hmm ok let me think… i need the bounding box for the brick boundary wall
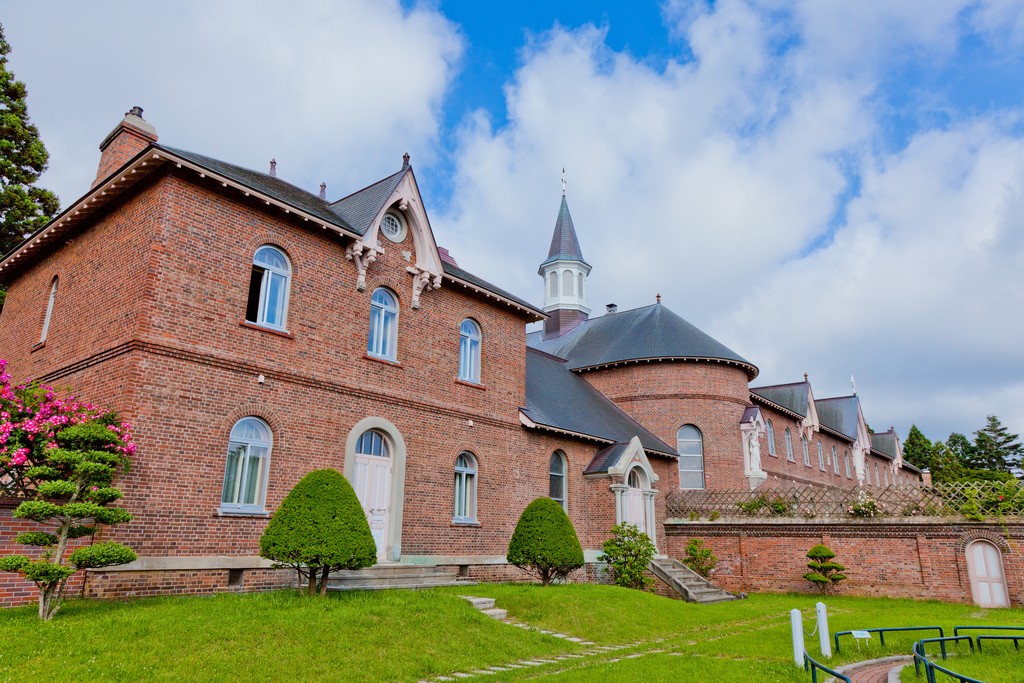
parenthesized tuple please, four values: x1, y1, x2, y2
(665, 518, 1023, 606)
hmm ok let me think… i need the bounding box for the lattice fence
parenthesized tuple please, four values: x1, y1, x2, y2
(665, 480, 1024, 521)
(0, 462, 39, 499)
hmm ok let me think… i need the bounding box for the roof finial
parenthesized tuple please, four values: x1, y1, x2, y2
(402, 152, 410, 170)
(561, 167, 567, 196)
(269, 159, 277, 177)
(656, 293, 661, 304)
(319, 182, 327, 200)
(803, 372, 809, 382)
(850, 374, 857, 395)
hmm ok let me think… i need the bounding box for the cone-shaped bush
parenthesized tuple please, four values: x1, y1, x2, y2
(507, 497, 584, 585)
(260, 469, 376, 595)
(803, 543, 846, 595)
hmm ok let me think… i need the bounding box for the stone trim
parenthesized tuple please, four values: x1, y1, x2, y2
(91, 555, 278, 572)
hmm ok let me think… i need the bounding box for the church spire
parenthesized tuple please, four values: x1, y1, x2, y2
(539, 173, 592, 339)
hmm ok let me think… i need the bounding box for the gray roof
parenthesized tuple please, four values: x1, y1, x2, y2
(816, 396, 861, 442)
(523, 348, 676, 456)
(871, 430, 900, 461)
(442, 261, 544, 317)
(159, 146, 356, 234)
(329, 169, 407, 235)
(750, 382, 810, 417)
(584, 443, 631, 475)
(526, 303, 757, 377)
(539, 196, 589, 268)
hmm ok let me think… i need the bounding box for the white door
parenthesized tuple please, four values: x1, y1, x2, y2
(968, 541, 1010, 608)
(353, 451, 392, 561)
(624, 469, 647, 534)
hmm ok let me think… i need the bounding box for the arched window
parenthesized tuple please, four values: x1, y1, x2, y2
(39, 276, 58, 344)
(548, 272, 558, 297)
(577, 273, 585, 298)
(458, 319, 481, 383)
(784, 428, 794, 462)
(766, 420, 776, 456)
(817, 441, 825, 471)
(368, 288, 398, 360)
(677, 424, 704, 489)
(356, 429, 390, 457)
(549, 451, 567, 510)
(221, 417, 272, 512)
(801, 435, 810, 466)
(844, 449, 852, 478)
(874, 462, 881, 486)
(246, 246, 291, 330)
(562, 270, 574, 296)
(832, 446, 839, 475)
(453, 452, 477, 523)
(883, 465, 889, 486)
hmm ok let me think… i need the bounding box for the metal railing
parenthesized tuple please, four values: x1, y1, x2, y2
(953, 625, 1024, 639)
(803, 652, 850, 683)
(913, 640, 985, 683)
(665, 480, 1024, 521)
(834, 626, 944, 654)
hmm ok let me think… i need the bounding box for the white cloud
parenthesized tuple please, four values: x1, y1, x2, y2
(3, 0, 463, 204)
(439, 1, 1024, 442)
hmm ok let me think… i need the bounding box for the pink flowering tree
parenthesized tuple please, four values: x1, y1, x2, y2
(0, 360, 137, 620)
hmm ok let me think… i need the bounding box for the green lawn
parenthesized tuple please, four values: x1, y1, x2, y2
(1, 586, 1021, 682)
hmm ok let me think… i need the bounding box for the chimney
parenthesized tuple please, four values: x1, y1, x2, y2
(93, 106, 158, 188)
(921, 468, 932, 488)
(606, 303, 617, 314)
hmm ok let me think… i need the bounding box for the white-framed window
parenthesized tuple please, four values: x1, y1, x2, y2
(832, 445, 839, 474)
(453, 451, 477, 523)
(548, 272, 558, 297)
(39, 276, 58, 344)
(802, 435, 810, 466)
(766, 420, 776, 456)
(379, 212, 407, 243)
(883, 465, 889, 486)
(550, 451, 567, 510)
(356, 428, 390, 457)
(875, 462, 881, 486)
(577, 273, 584, 297)
(844, 449, 852, 478)
(864, 461, 872, 485)
(368, 288, 398, 360)
(246, 246, 291, 330)
(785, 428, 794, 462)
(221, 417, 272, 512)
(817, 441, 825, 471)
(678, 424, 704, 489)
(562, 270, 574, 296)
(458, 318, 481, 383)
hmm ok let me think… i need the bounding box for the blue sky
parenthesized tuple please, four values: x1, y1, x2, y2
(3, 0, 1024, 445)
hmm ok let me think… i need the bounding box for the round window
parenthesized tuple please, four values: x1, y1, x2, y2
(380, 213, 406, 243)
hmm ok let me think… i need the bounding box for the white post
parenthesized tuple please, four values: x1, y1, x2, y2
(791, 608, 805, 668)
(816, 602, 831, 658)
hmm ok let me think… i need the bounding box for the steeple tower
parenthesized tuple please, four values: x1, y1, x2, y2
(539, 173, 591, 338)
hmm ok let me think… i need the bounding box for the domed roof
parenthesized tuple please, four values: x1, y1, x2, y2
(526, 303, 758, 378)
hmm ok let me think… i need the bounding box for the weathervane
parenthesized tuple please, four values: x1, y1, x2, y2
(561, 167, 567, 196)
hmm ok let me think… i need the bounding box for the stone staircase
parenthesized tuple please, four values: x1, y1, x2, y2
(461, 595, 508, 620)
(649, 557, 743, 604)
(325, 563, 474, 592)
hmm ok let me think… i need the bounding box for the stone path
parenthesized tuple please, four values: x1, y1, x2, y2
(839, 655, 911, 683)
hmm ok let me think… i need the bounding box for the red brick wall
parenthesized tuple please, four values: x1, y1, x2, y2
(581, 362, 751, 489)
(665, 520, 1024, 606)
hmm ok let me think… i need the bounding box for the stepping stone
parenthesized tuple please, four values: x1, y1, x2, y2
(566, 637, 584, 643)
(451, 673, 472, 679)
(481, 608, 507, 620)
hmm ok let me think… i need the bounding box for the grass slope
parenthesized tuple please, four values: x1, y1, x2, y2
(1, 585, 1020, 682)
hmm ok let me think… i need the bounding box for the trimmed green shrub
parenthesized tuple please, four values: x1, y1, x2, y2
(598, 523, 656, 590)
(682, 538, 717, 579)
(506, 497, 584, 586)
(259, 469, 376, 596)
(803, 544, 847, 595)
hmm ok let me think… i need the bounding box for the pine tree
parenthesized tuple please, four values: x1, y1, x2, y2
(902, 425, 934, 471)
(946, 432, 975, 466)
(970, 415, 1023, 473)
(0, 23, 59, 257)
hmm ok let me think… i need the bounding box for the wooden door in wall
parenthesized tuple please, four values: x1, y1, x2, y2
(353, 432, 393, 562)
(967, 541, 1009, 608)
(624, 469, 647, 535)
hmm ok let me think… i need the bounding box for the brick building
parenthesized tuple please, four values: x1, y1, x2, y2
(0, 109, 1015, 608)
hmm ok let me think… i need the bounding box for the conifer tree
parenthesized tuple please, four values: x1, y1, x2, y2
(902, 425, 934, 471)
(970, 415, 1023, 474)
(0, 23, 60, 257)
